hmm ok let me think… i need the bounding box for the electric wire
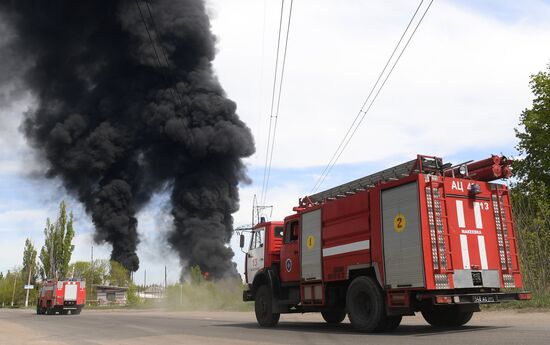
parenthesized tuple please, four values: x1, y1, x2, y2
(255, 0, 268, 166)
(310, 0, 425, 194)
(144, 0, 185, 105)
(310, 0, 434, 194)
(259, 0, 286, 206)
(261, 0, 294, 206)
(135, 0, 181, 106)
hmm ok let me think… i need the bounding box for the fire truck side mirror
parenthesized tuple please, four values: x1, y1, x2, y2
(239, 234, 245, 248)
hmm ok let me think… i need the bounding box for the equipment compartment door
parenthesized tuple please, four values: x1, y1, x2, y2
(301, 209, 322, 281)
(64, 284, 78, 301)
(382, 182, 425, 288)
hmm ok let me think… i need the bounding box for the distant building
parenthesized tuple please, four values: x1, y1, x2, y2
(95, 285, 128, 305)
(138, 285, 164, 300)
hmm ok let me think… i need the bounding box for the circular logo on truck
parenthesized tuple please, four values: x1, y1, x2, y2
(393, 213, 407, 233)
(285, 258, 292, 272)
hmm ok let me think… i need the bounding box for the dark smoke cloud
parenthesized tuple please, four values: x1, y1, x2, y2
(0, 0, 254, 277)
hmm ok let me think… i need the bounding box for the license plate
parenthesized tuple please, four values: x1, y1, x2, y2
(472, 295, 496, 303)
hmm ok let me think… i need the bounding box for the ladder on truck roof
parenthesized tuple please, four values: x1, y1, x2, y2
(304, 155, 445, 205)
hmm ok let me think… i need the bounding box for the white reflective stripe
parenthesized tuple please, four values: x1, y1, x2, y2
(460, 234, 470, 269)
(322, 240, 370, 257)
(474, 202, 483, 229)
(456, 200, 466, 228)
(478, 235, 488, 269)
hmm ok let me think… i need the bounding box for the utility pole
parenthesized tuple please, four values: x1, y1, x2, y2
(89, 245, 94, 304)
(144, 269, 147, 288)
(24, 266, 32, 307)
(11, 272, 17, 307)
(180, 282, 183, 306)
(164, 266, 167, 290)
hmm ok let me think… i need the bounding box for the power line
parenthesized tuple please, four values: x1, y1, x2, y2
(259, 0, 285, 206)
(262, 0, 294, 206)
(310, 0, 434, 194)
(144, 0, 184, 106)
(254, 0, 268, 166)
(260, 0, 294, 206)
(135, 0, 181, 106)
(310, 0, 425, 194)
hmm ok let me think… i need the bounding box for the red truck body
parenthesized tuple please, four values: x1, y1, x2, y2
(37, 279, 86, 315)
(243, 155, 530, 332)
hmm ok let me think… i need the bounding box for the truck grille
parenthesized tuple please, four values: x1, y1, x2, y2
(472, 271, 483, 286)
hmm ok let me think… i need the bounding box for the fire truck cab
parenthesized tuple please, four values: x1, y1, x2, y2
(37, 279, 86, 315)
(242, 155, 531, 332)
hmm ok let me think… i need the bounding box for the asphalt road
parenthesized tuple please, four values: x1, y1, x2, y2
(0, 308, 549, 345)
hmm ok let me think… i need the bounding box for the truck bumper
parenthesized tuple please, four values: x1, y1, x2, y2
(417, 291, 532, 305)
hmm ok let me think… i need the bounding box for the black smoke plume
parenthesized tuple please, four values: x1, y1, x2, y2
(0, 0, 254, 277)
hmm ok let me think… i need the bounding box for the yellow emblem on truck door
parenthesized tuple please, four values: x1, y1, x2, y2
(306, 235, 315, 249)
(393, 213, 406, 233)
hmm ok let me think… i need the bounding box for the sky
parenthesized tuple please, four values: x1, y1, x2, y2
(1, 0, 550, 285)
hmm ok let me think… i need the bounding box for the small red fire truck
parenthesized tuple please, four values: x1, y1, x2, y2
(37, 279, 86, 315)
(242, 155, 530, 332)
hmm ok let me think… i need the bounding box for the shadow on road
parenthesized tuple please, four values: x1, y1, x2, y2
(217, 321, 508, 337)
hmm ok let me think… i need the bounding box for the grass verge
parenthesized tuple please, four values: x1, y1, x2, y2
(483, 293, 550, 311)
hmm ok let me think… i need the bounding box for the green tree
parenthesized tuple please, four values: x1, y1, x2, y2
(0, 269, 25, 307)
(513, 63, 550, 296)
(108, 261, 130, 287)
(69, 260, 108, 286)
(190, 265, 205, 285)
(515, 64, 550, 193)
(126, 283, 140, 306)
(39, 201, 75, 279)
(22, 239, 38, 307)
(22, 239, 38, 285)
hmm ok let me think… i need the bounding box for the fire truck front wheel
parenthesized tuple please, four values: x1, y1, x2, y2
(346, 276, 385, 333)
(421, 308, 473, 327)
(254, 285, 280, 327)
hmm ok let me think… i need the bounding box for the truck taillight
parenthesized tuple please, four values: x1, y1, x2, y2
(518, 293, 532, 300)
(435, 296, 453, 304)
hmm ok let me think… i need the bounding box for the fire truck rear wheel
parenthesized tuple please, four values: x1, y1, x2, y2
(254, 285, 280, 327)
(321, 309, 347, 324)
(346, 276, 385, 333)
(421, 308, 473, 327)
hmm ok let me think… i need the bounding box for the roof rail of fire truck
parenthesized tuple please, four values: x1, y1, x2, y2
(302, 155, 446, 206)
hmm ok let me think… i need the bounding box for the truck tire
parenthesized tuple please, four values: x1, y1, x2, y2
(255, 285, 280, 327)
(72, 309, 81, 315)
(422, 308, 473, 327)
(321, 309, 347, 324)
(346, 276, 385, 332)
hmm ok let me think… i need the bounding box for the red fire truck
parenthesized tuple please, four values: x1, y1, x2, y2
(37, 279, 86, 315)
(242, 155, 531, 332)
